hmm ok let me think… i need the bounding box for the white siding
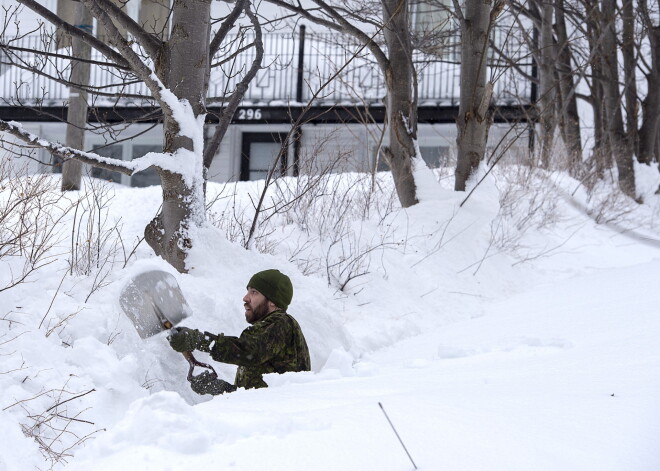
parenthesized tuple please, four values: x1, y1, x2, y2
(2, 121, 530, 183)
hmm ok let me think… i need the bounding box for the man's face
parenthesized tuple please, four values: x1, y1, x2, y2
(243, 288, 272, 324)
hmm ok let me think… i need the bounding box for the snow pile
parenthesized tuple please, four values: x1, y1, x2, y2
(0, 164, 659, 471)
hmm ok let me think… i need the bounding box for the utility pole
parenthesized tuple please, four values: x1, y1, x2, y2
(61, 2, 92, 191)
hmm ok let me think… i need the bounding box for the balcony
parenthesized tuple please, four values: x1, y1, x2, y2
(0, 26, 534, 124)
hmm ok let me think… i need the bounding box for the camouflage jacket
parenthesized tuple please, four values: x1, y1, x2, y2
(210, 310, 311, 389)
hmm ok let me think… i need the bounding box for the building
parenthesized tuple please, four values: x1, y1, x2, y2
(0, 1, 535, 187)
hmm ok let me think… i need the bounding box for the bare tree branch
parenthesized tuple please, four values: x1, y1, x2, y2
(451, 0, 465, 22)
(204, 2, 264, 170)
(92, 0, 163, 58)
(16, 0, 130, 68)
(0, 120, 137, 175)
(0, 53, 149, 100)
(80, 0, 172, 118)
(210, 0, 249, 57)
(266, 0, 390, 71)
(0, 43, 131, 70)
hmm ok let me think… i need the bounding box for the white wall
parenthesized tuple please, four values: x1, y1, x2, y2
(2, 120, 531, 184)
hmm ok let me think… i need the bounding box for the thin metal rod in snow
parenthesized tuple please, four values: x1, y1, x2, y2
(378, 402, 418, 470)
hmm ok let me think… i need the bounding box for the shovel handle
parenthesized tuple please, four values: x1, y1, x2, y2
(181, 351, 218, 382)
(164, 320, 217, 381)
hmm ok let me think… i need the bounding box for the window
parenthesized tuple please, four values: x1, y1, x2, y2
(419, 146, 451, 168)
(240, 133, 287, 181)
(131, 145, 161, 187)
(371, 147, 451, 172)
(372, 148, 390, 173)
(92, 144, 123, 183)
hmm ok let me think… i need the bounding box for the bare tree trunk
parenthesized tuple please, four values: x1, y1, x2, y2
(145, 0, 211, 272)
(263, 0, 422, 206)
(61, 4, 92, 191)
(600, 0, 635, 197)
(454, 0, 494, 191)
(382, 0, 418, 207)
(7, 0, 268, 274)
(621, 0, 639, 157)
(584, 5, 609, 178)
(534, 0, 557, 169)
(638, 0, 660, 167)
(554, 0, 582, 174)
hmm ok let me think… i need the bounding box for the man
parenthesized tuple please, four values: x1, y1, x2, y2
(168, 269, 311, 395)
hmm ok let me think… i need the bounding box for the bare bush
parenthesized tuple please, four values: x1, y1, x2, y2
(495, 165, 562, 233)
(0, 158, 70, 293)
(486, 164, 563, 262)
(324, 225, 397, 293)
(206, 184, 279, 255)
(208, 143, 356, 250)
(67, 177, 139, 302)
(2, 382, 101, 470)
(585, 180, 640, 226)
(271, 170, 400, 293)
(207, 147, 401, 292)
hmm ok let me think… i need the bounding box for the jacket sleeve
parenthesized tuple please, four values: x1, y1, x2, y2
(209, 315, 289, 367)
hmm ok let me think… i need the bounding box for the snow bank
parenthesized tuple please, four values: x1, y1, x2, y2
(1, 166, 659, 471)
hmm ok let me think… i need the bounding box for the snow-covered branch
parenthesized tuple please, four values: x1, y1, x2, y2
(0, 119, 136, 175)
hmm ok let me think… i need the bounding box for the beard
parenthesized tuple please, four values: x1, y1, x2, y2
(245, 297, 271, 324)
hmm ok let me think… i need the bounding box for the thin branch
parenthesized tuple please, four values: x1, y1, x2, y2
(0, 56, 149, 100)
(45, 389, 96, 413)
(80, 0, 172, 118)
(267, 0, 390, 72)
(0, 44, 130, 70)
(209, 0, 249, 57)
(92, 0, 162, 57)
(210, 41, 256, 69)
(452, 0, 465, 22)
(204, 3, 264, 169)
(16, 0, 130, 68)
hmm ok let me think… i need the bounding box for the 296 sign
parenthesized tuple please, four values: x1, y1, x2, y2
(237, 108, 262, 120)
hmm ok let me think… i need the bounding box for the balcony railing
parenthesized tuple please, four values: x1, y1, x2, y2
(0, 27, 533, 108)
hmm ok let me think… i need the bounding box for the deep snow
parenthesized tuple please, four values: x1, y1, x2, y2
(1, 165, 659, 471)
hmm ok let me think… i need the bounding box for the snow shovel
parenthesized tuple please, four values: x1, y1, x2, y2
(119, 270, 217, 381)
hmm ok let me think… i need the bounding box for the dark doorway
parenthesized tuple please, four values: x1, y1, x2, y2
(240, 132, 288, 181)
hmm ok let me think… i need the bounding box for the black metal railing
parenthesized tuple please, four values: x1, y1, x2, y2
(0, 26, 533, 107)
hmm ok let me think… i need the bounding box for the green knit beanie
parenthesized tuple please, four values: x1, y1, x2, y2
(247, 269, 293, 311)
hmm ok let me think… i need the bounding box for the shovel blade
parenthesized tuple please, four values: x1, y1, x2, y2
(119, 270, 192, 339)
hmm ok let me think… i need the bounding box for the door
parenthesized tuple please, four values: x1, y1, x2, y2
(240, 132, 287, 181)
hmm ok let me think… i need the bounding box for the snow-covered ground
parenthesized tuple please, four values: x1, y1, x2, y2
(1, 163, 659, 471)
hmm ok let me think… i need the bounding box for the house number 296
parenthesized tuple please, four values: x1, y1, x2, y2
(238, 109, 262, 120)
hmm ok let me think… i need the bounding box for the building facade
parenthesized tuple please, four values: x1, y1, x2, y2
(1, 1, 535, 187)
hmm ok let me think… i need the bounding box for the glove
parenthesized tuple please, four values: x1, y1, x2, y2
(168, 327, 207, 353)
(190, 371, 237, 395)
